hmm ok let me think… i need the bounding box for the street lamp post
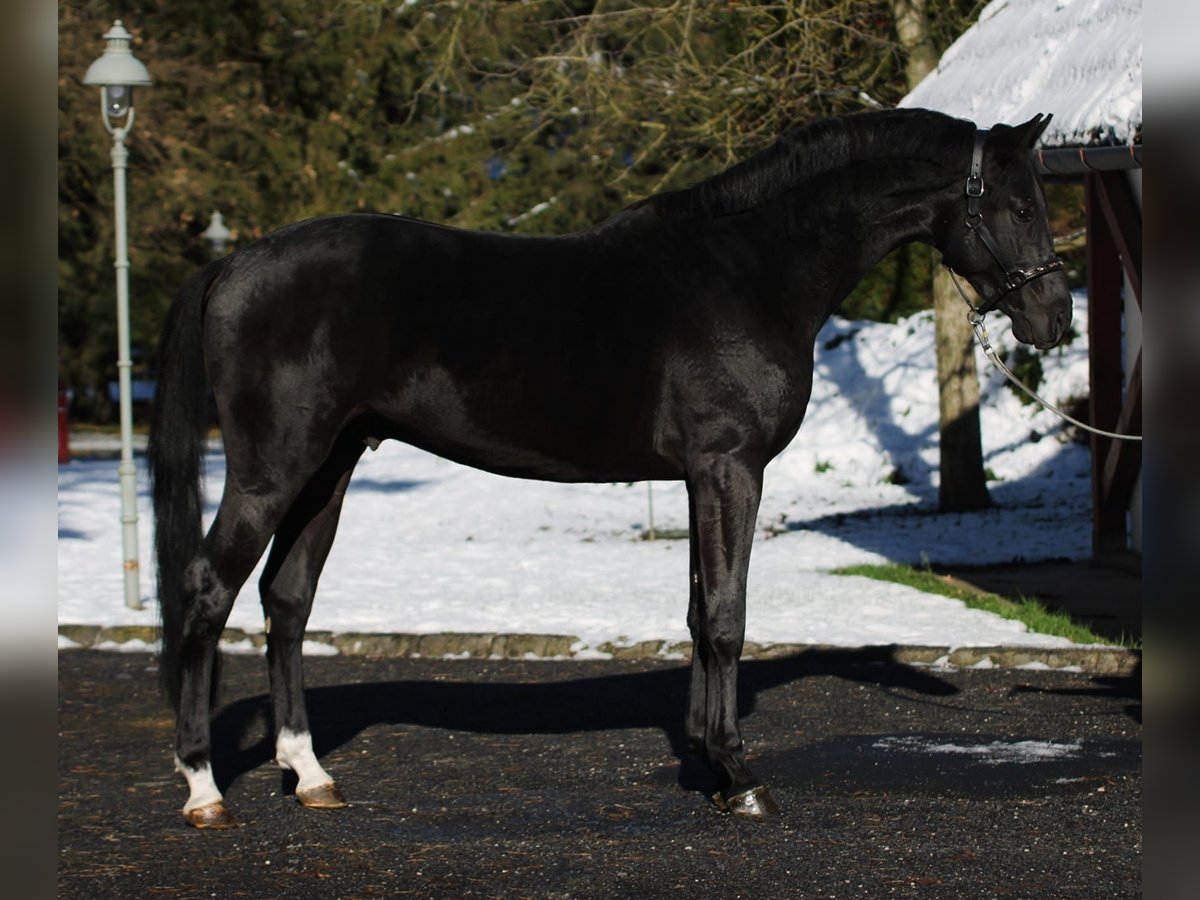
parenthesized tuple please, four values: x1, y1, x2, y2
(84, 20, 153, 611)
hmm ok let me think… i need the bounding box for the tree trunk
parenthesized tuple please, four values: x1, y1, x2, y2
(893, 0, 991, 511)
(891, 0, 939, 90)
(934, 265, 991, 510)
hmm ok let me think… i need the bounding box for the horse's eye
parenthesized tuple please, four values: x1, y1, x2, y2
(1014, 206, 1034, 223)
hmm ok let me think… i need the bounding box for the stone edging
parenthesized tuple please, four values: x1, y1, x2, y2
(58, 624, 1140, 676)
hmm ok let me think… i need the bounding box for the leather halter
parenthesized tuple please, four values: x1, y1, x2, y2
(959, 129, 1063, 317)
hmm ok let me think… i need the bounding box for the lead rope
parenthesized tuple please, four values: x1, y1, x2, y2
(945, 267, 1143, 442)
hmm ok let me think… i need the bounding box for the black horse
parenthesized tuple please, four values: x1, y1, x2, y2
(148, 109, 1070, 827)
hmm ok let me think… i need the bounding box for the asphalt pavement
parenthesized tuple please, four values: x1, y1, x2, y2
(59, 649, 1140, 898)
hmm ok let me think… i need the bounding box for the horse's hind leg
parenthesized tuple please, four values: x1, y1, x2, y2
(258, 434, 364, 810)
(174, 487, 296, 828)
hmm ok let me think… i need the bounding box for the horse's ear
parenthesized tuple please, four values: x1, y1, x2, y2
(1013, 113, 1053, 148)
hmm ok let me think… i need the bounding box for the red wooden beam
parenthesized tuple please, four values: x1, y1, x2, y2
(1086, 172, 1129, 554)
(1100, 351, 1142, 520)
(1093, 171, 1142, 307)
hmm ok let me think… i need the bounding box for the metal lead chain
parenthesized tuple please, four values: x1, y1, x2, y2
(944, 267, 1142, 442)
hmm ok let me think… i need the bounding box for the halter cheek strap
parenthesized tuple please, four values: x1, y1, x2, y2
(965, 129, 987, 218)
(956, 129, 1064, 317)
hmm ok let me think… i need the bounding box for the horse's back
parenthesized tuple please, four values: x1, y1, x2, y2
(205, 212, 640, 341)
(201, 213, 689, 481)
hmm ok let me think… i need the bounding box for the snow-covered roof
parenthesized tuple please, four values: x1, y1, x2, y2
(900, 0, 1141, 148)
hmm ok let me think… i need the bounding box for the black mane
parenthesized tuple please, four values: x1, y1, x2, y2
(645, 108, 970, 219)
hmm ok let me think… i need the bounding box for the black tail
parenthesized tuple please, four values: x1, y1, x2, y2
(147, 261, 223, 711)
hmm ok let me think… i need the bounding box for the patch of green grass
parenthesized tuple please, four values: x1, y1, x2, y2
(832, 563, 1126, 647)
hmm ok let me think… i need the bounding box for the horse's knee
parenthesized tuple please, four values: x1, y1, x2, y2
(702, 624, 743, 663)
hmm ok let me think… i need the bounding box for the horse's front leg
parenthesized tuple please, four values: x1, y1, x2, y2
(685, 488, 707, 755)
(685, 456, 779, 817)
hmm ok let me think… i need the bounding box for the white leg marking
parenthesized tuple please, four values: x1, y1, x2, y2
(174, 755, 224, 813)
(276, 728, 335, 792)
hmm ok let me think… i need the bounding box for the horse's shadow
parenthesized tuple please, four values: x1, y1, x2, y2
(210, 647, 959, 796)
(1009, 658, 1141, 724)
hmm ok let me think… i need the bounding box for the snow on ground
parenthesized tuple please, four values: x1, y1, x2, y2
(872, 736, 1084, 765)
(58, 295, 1095, 652)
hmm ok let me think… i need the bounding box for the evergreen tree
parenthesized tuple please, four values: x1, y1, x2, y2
(60, 1, 981, 420)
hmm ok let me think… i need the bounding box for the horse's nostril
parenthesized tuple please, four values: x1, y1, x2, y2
(1054, 310, 1068, 343)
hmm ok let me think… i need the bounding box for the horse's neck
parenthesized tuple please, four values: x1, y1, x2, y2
(747, 156, 960, 329)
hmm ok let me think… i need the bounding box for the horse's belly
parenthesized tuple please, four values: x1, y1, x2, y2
(384, 424, 678, 483)
(369, 367, 677, 483)
(407, 435, 672, 483)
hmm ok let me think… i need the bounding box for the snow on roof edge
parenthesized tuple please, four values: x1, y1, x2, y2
(900, 0, 1141, 149)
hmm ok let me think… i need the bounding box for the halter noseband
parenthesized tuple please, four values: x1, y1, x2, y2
(957, 129, 1063, 317)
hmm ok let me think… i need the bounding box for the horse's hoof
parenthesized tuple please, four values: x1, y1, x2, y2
(297, 781, 348, 809)
(713, 785, 780, 818)
(184, 801, 238, 829)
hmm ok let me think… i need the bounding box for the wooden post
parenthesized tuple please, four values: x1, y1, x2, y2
(933, 265, 990, 511)
(1084, 172, 1137, 556)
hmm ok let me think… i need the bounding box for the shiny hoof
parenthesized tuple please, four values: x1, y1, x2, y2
(297, 781, 348, 809)
(712, 785, 780, 818)
(184, 801, 238, 829)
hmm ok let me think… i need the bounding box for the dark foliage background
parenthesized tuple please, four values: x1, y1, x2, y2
(60, 1, 1084, 422)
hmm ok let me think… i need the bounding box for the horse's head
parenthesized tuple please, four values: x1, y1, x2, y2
(939, 114, 1072, 350)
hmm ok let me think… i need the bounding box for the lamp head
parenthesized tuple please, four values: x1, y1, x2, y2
(83, 21, 152, 127)
(202, 211, 232, 255)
